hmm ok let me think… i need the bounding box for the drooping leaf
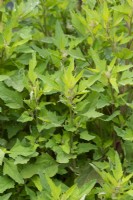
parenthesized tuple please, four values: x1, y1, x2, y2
(0, 82, 23, 109)
(3, 158, 24, 184)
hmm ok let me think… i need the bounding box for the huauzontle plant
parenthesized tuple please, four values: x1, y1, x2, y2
(0, 0, 133, 199)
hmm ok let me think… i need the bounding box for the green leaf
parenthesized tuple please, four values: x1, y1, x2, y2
(115, 48, 133, 59)
(103, 2, 110, 23)
(3, 158, 24, 184)
(103, 111, 120, 121)
(25, 186, 37, 200)
(77, 143, 97, 154)
(5, 70, 25, 92)
(0, 193, 12, 200)
(0, 176, 14, 193)
(17, 111, 33, 123)
(32, 176, 43, 192)
(112, 152, 123, 181)
(80, 131, 95, 141)
(89, 48, 106, 72)
(0, 149, 5, 165)
(0, 75, 9, 81)
(9, 139, 37, 159)
(82, 109, 103, 119)
(28, 52, 37, 84)
(110, 77, 119, 93)
(46, 175, 62, 200)
(0, 82, 23, 109)
(87, 73, 102, 87)
(67, 48, 85, 61)
(21, 154, 58, 178)
(78, 179, 96, 199)
(53, 21, 68, 50)
(71, 12, 87, 35)
(61, 185, 77, 200)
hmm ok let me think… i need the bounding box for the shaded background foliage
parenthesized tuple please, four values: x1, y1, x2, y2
(0, 0, 133, 199)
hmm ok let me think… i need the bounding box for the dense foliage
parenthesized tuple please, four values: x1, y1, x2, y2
(0, 0, 133, 199)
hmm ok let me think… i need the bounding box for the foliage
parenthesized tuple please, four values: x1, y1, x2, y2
(0, 0, 133, 199)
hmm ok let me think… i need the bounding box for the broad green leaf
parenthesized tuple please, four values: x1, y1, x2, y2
(19, 27, 32, 39)
(0, 82, 23, 109)
(38, 109, 65, 131)
(114, 127, 133, 141)
(21, 154, 58, 178)
(3, 158, 24, 184)
(14, 156, 30, 165)
(5, 70, 25, 92)
(0, 176, 14, 193)
(77, 143, 97, 154)
(17, 111, 33, 123)
(56, 149, 72, 163)
(9, 139, 37, 159)
(80, 131, 95, 141)
(82, 109, 103, 119)
(20, 0, 39, 18)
